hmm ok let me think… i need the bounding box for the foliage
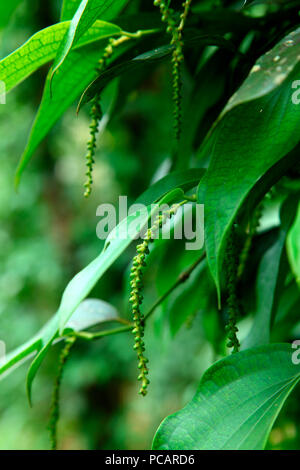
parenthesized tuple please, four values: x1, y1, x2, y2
(0, 0, 300, 450)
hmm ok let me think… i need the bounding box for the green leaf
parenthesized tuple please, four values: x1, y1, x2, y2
(52, 0, 129, 82)
(242, 197, 298, 349)
(0, 21, 122, 93)
(287, 201, 300, 287)
(153, 343, 300, 450)
(78, 44, 173, 109)
(197, 28, 300, 297)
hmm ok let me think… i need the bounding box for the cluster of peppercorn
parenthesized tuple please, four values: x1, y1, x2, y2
(153, 0, 193, 140)
(129, 204, 181, 395)
(84, 36, 130, 198)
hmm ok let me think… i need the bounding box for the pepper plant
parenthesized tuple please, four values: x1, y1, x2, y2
(1, 0, 300, 450)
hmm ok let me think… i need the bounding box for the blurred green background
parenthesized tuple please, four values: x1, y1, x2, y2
(0, 0, 300, 450)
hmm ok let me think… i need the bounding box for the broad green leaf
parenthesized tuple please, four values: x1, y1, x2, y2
(52, 0, 129, 81)
(197, 28, 300, 297)
(153, 343, 300, 450)
(287, 201, 300, 286)
(0, 21, 122, 93)
(242, 197, 298, 349)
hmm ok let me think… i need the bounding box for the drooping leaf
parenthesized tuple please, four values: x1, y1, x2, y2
(0, 21, 122, 93)
(287, 201, 300, 287)
(78, 44, 173, 109)
(197, 28, 300, 297)
(153, 343, 300, 450)
(78, 34, 236, 109)
(52, 0, 129, 82)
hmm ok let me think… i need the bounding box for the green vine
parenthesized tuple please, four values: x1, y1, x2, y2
(129, 202, 184, 395)
(48, 336, 76, 450)
(225, 228, 240, 354)
(153, 0, 193, 141)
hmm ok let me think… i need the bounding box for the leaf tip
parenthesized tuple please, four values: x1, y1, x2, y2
(14, 172, 20, 192)
(26, 371, 33, 408)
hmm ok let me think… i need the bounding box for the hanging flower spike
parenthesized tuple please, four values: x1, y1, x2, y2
(172, 0, 193, 140)
(129, 203, 183, 396)
(84, 36, 130, 198)
(225, 228, 240, 354)
(84, 97, 102, 198)
(179, 0, 193, 33)
(48, 336, 76, 450)
(153, 0, 193, 141)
